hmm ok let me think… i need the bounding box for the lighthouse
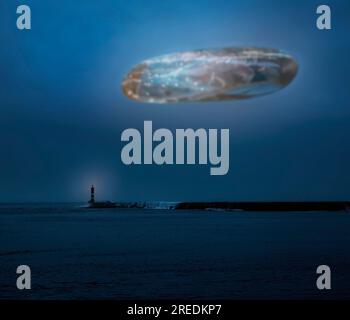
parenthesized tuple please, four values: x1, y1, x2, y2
(87, 185, 116, 208)
(89, 185, 95, 204)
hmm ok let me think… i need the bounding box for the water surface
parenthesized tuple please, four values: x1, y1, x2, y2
(0, 204, 349, 299)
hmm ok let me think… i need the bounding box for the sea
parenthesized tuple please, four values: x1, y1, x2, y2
(0, 203, 350, 299)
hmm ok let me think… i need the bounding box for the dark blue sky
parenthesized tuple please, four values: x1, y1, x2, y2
(0, 0, 349, 202)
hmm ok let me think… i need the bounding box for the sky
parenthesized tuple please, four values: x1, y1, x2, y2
(0, 0, 349, 202)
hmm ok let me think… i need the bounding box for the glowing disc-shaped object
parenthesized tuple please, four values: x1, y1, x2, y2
(122, 47, 298, 103)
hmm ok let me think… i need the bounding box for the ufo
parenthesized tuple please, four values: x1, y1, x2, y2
(122, 47, 298, 104)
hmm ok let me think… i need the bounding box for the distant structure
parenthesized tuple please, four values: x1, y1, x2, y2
(87, 185, 116, 209)
(89, 185, 95, 204)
